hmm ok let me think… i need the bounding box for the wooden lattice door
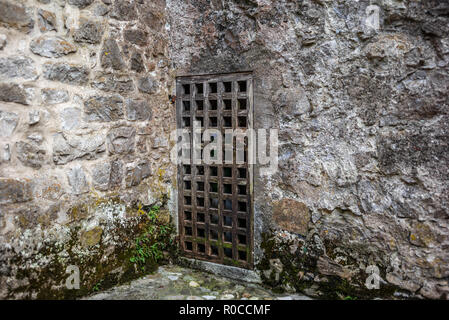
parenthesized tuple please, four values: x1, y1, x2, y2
(176, 72, 253, 269)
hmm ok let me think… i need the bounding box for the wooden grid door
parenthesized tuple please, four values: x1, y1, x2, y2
(176, 72, 253, 269)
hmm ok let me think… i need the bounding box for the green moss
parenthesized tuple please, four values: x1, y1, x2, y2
(5, 195, 178, 300)
(257, 231, 399, 300)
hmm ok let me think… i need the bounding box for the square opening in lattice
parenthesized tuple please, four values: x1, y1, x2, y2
(223, 99, 232, 110)
(183, 117, 191, 127)
(209, 82, 217, 93)
(238, 234, 247, 245)
(238, 98, 247, 110)
(197, 166, 204, 175)
(224, 167, 232, 177)
(197, 212, 205, 222)
(210, 182, 218, 193)
(210, 229, 218, 240)
(185, 226, 192, 236)
(209, 116, 217, 127)
(209, 99, 218, 110)
(185, 241, 193, 251)
(184, 211, 192, 221)
(210, 166, 218, 176)
(238, 250, 247, 261)
(211, 245, 218, 256)
(238, 218, 246, 229)
(224, 199, 232, 211)
(210, 214, 219, 225)
(223, 81, 232, 93)
(238, 168, 246, 179)
(182, 84, 190, 95)
(197, 197, 204, 207)
(224, 231, 232, 243)
(195, 83, 204, 94)
(224, 247, 233, 258)
(238, 116, 247, 128)
(198, 243, 206, 253)
(197, 228, 205, 238)
(238, 81, 247, 92)
(184, 180, 191, 190)
(196, 100, 204, 111)
(184, 196, 191, 205)
(238, 185, 247, 195)
(223, 215, 232, 227)
(238, 201, 247, 212)
(223, 116, 232, 128)
(183, 165, 191, 175)
(183, 100, 191, 112)
(197, 181, 204, 191)
(210, 197, 219, 209)
(224, 184, 232, 194)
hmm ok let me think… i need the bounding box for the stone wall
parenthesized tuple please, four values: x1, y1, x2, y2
(0, 0, 176, 299)
(1, 0, 448, 300)
(166, 0, 449, 299)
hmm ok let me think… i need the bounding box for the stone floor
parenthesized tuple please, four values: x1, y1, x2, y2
(84, 264, 312, 300)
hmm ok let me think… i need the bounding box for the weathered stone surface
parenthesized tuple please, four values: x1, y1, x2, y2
(38, 9, 57, 33)
(0, 111, 18, 137)
(80, 226, 103, 247)
(101, 39, 125, 70)
(16, 141, 46, 169)
(0, 178, 32, 204)
(91, 73, 134, 94)
(0, 83, 33, 105)
(272, 199, 310, 236)
(0, 1, 34, 32)
(126, 99, 152, 121)
(94, 3, 110, 16)
(73, 19, 103, 44)
(60, 107, 82, 131)
(130, 52, 145, 73)
(52, 132, 105, 165)
(124, 29, 148, 46)
(91, 159, 123, 190)
(41, 89, 70, 105)
(0, 56, 37, 80)
(137, 76, 158, 94)
(107, 126, 135, 155)
(67, 0, 94, 9)
(316, 256, 353, 280)
(67, 165, 89, 195)
(84, 95, 124, 122)
(32, 176, 64, 201)
(28, 110, 40, 125)
(140, 5, 164, 31)
(30, 36, 77, 58)
(125, 160, 151, 187)
(43, 63, 90, 85)
(110, 0, 137, 21)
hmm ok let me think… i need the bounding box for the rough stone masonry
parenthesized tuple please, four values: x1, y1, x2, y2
(0, 0, 448, 299)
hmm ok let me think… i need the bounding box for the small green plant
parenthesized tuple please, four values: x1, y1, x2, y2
(343, 295, 357, 300)
(129, 205, 174, 272)
(93, 279, 103, 292)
